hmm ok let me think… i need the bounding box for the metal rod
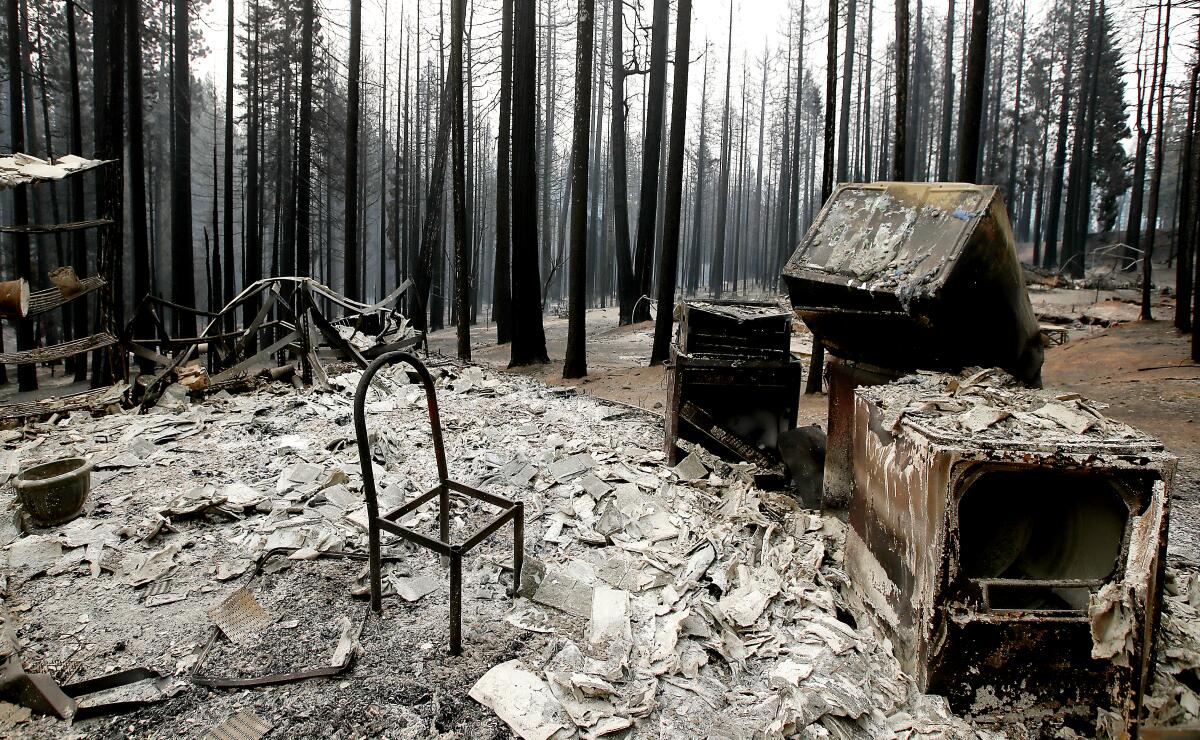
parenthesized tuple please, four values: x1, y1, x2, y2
(513, 502, 524, 598)
(374, 520, 453, 556)
(445, 479, 521, 509)
(462, 506, 518, 551)
(449, 545, 463, 655)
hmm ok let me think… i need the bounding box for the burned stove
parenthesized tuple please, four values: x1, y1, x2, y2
(843, 370, 1173, 735)
(664, 300, 801, 482)
(780, 182, 1046, 508)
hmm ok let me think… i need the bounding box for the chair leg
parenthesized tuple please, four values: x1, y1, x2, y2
(449, 545, 463, 655)
(512, 502, 524, 599)
(438, 483, 450, 544)
(368, 520, 383, 613)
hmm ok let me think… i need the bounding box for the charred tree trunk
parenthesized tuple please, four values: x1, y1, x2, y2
(1043, 3, 1075, 268)
(223, 0, 235, 328)
(837, 0, 858, 183)
(650, 0, 692, 366)
(1176, 63, 1198, 331)
(630, 0, 669, 323)
(66, 0, 85, 382)
(344, 0, 362, 300)
(509, 0, 548, 364)
(893, 0, 910, 180)
(493, 0, 514, 341)
(710, 4, 734, 299)
(244, 1, 262, 351)
(296, 0, 314, 278)
(1005, 0, 1025, 206)
(1142, 0, 1171, 319)
(128, 0, 153, 373)
(1062, 0, 1097, 278)
(688, 52, 710, 296)
(450, 0, 470, 358)
(171, 0, 195, 336)
(7, 0, 32, 389)
(938, 0, 955, 180)
(92, 0, 125, 385)
(564, 0, 595, 378)
(786, 3, 805, 270)
(955, 0, 989, 182)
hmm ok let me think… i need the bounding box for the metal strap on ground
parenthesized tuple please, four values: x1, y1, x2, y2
(0, 331, 118, 365)
(26, 276, 106, 316)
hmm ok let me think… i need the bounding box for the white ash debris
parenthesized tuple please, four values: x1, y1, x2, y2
(1142, 568, 1200, 727)
(860, 367, 1158, 447)
(2, 358, 1188, 737)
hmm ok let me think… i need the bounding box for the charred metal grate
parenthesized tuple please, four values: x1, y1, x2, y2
(206, 587, 273, 647)
(202, 709, 272, 740)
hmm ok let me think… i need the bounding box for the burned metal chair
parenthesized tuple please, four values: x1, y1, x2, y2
(353, 352, 524, 655)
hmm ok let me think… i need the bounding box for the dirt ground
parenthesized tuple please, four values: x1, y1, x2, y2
(428, 287, 1200, 566)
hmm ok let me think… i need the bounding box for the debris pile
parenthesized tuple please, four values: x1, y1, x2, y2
(0, 357, 1195, 737)
(0, 359, 1003, 737)
(861, 367, 1160, 445)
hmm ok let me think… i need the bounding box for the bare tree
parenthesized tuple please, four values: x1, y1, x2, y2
(937, 0, 955, 180)
(955, 0, 989, 182)
(1141, 0, 1171, 320)
(611, 0, 637, 324)
(509, 0, 549, 365)
(450, 0, 471, 358)
(1043, 2, 1075, 268)
(631, 0, 670, 323)
(837, 0, 858, 183)
(172, 0, 195, 335)
(92, 0, 125, 385)
(344, 0, 362, 300)
(7, 0, 32, 390)
(710, 2, 734, 298)
(651, 0, 693, 365)
(808, 0, 839, 394)
(565, 0, 596, 378)
(66, 0, 85, 382)
(128, 0, 153, 372)
(297, 0, 314, 277)
(494, 0, 514, 342)
(894, 0, 910, 180)
(223, 0, 236, 327)
(1176, 54, 1198, 331)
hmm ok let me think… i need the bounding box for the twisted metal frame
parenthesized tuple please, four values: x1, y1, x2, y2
(353, 352, 524, 654)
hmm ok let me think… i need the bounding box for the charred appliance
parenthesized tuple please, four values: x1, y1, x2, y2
(780, 182, 1045, 508)
(664, 300, 802, 480)
(844, 371, 1173, 735)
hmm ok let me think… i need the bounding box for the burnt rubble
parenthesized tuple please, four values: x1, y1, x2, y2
(0, 361, 1000, 738)
(0, 355, 1195, 737)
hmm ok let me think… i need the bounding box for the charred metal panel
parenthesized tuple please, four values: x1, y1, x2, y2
(844, 372, 1174, 735)
(677, 300, 793, 361)
(781, 182, 1044, 386)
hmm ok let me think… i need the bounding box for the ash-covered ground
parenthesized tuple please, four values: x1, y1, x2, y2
(1, 358, 1197, 738)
